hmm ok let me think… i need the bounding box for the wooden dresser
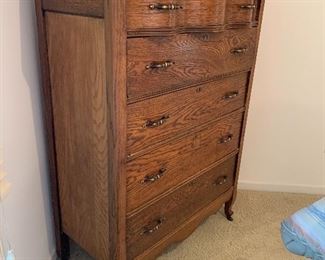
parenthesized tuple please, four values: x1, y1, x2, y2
(35, 0, 264, 259)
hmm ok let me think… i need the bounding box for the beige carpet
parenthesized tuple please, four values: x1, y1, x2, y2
(70, 190, 322, 260)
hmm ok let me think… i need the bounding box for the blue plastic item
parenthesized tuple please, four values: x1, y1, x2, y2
(281, 197, 325, 259)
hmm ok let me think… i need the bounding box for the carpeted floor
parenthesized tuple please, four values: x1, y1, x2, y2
(70, 190, 322, 260)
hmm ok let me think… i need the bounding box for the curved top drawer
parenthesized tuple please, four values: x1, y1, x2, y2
(127, 28, 257, 100)
(127, 0, 261, 32)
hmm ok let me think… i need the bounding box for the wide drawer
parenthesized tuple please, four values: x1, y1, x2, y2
(127, 155, 237, 259)
(127, 73, 249, 154)
(127, 0, 260, 31)
(126, 111, 243, 212)
(127, 28, 257, 99)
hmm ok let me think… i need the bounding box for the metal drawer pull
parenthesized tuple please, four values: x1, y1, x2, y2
(219, 134, 233, 144)
(143, 115, 169, 128)
(240, 4, 256, 9)
(141, 218, 165, 235)
(146, 60, 175, 69)
(149, 3, 183, 10)
(215, 176, 228, 185)
(223, 91, 239, 100)
(142, 168, 167, 183)
(231, 48, 248, 54)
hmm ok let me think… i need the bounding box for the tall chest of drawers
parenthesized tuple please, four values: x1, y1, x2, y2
(35, 0, 265, 259)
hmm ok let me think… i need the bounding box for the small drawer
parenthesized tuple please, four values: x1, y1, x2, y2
(127, 0, 226, 31)
(126, 111, 243, 212)
(127, 28, 257, 99)
(127, 156, 237, 259)
(126, 0, 261, 32)
(226, 0, 259, 25)
(127, 73, 249, 153)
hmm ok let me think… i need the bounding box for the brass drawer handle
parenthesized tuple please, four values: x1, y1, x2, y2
(223, 91, 239, 100)
(141, 217, 165, 235)
(240, 4, 256, 9)
(142, 168, 167, 183)
(215, 176, 228, 185)
(146, 60, 175, 69)
(149, 3, 183, 10)
(219, 134, 233, 144)
(231, 48, 248, 54)
(143, 115, 169, 128)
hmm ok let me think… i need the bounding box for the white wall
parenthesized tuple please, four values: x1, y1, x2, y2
(0, 0, 54, 259)
(239, 0, 325, 194)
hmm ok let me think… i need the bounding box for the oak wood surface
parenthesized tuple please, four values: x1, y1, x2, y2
(225, 0, 256, 24)
(135, 187, 233, 260)
(127, 73, 249, 154)
(104, 0, 128, 259)
(34, 1, 70, 258)
(42, 0, 104, 17)
(127, 0, 225, 31)
(127, 0, 260, 32)
(127, 156, 237, 258)
(126, 111, 243, 212)
(225, 0, 266, 224)
(34, 0, 265, 258)
(46, 13, 109, 259)
(127, 28, 257, 100)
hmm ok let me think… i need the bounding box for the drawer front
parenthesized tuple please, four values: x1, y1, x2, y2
(126, 111, 243, 212)
(127, 156, 237, 259)
(127, 73, 248, 153)
(226, 0, 258, 24)
(127, 28, 257, 99)
(127, 0, 260, 31)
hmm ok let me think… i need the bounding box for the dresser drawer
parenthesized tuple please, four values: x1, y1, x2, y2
(127, 0, 260, 31)
(127, 28, 257, 99)
(226, 0, 259, 25)
(126, 111, 243, 212)
(128, 73, 248, 153)
(127, 155, 237, 259)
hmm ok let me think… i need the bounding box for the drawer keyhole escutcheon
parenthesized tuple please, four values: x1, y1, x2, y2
(219, 134, 233, 144)
(141, 217, 166, 235)
(143, 115, 169, 128)
(142, 168, 167, 184)
(149, 3, 183, 10)
(231, 48, 248, 54)
(215, 176, 228, 185)
(223, 91, 239, 100)
(146, 60, 175, 69)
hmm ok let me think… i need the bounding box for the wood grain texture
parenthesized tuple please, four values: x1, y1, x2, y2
(225, 0, 266, 221)
(127, 156, 237, 258)
(127, 0, 226, 31)
(127, 0, 261, 32)
(225, 0, 256, 25)
(46, 13, 109, 259)
(104, 0, 128, 259)
(127, 73, 249, 154)
(126, 111, 244, 212)
(35, 0, 265, 258)
(127, 28, 257, 100)
(42, 0, 104, 17)
(34, 1, 70, 258)
(135, 187, 234, 260)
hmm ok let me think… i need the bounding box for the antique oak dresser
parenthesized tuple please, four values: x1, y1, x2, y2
(35, 0, 265, 259)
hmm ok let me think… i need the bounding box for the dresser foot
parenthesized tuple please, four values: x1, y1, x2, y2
(225, 202, 234, 222)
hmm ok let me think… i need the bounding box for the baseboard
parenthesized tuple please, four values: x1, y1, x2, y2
(238, 180, 325, 195)
(49, 250, 56, 260)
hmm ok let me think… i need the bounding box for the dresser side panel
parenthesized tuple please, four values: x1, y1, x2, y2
(42, 0, 104, 17)
(45, 13, 109, 259)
